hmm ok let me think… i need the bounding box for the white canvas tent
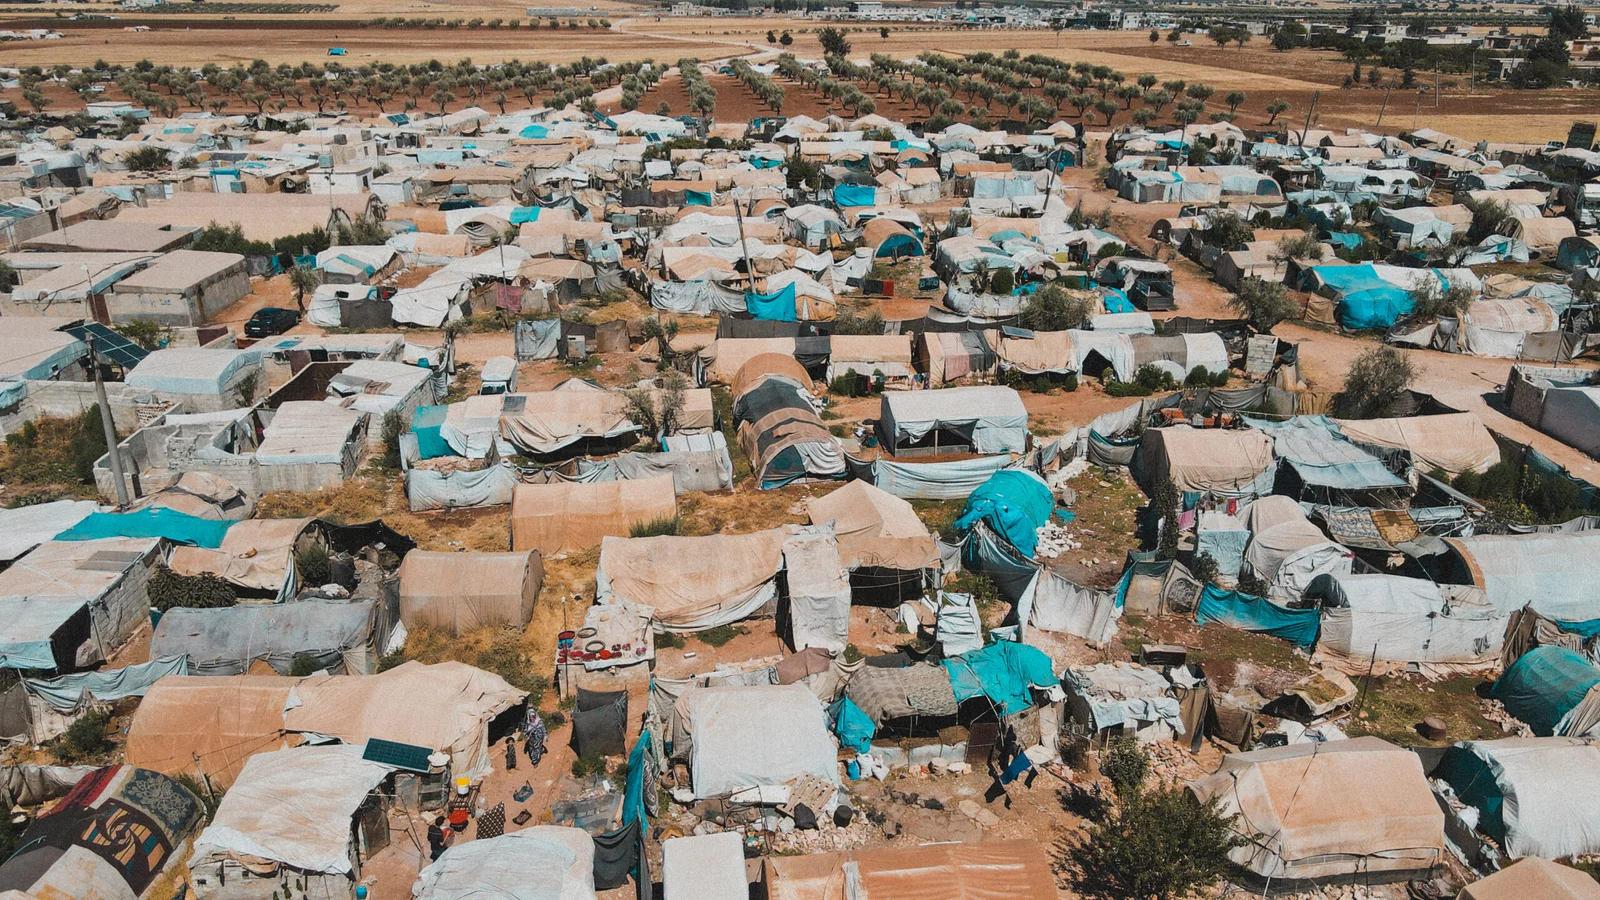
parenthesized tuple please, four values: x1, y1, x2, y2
(412, 827, 596, 900)
(678, 684, 840, 799)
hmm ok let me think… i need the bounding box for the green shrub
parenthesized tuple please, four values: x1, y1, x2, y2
(629, 515, 681, 538)
(829, 371, 871, 397)
(696, 624, 746, 647)
(656, 631, 686, 649)
(474, 628, 548, 699)
(1189, 551, 1219, 585)
(297, 543, 332, 587)
(1100, 736, 1149, 796)
(378, 411, 403, 470)
(53, 709, 113, 764)
(1062, 786, 1243, 900)
(148, 565, 237, 612)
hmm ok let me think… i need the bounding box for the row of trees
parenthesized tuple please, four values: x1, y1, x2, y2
(676, 59, 718, 126)
(729, 59, 784, 114)
(365, 16, 609, 29)
(11, 56, 650, 119)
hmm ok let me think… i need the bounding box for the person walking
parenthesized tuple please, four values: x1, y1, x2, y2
(522, 708, 548, 767)
(504, 736, 517, 771)
(427, 816, 449, 861)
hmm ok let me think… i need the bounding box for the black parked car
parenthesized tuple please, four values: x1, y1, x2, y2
(244, 307, 301, 338)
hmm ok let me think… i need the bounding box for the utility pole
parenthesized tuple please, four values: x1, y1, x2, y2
(87, 333, 131, 508)
(732, 192, 755, 294)
(1296, 90, 1319, 147)
(1375, 87, 1391, 129)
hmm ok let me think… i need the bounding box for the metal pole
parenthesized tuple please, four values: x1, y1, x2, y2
(733, 194, 755, 294)
(1375, 87, 1391, 129)
(1296, 90, 1318, 147)
(87, 333, 131, 508)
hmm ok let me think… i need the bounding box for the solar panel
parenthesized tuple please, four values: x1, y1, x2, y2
(65, 323, 150, 370)
(361, 737, 434, 773)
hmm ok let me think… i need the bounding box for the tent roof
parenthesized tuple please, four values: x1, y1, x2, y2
(510, 476, 677, 557)
(805, 480, 938, 570)
(412, 827, 596, 900)
(1445, 531, 1600, 618)
(681, 683, 839, 799)
(1188, 736, 1444, 881)
(598, 530, 786, 632)
(764, 839, 1056, 900)
(1138, 425, 1275, 495)
(1331, 413, 1497, 477)
(192, 744, 393, 875)
(1458, 857, 1600, 900)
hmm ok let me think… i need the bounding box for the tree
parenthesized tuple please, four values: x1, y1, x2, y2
(1061, 785, 1242, 899)
(124, 145, 170, 173)
(1230, 276, 1297, 330)
(1018, 284, 1092, 331)
(1223, 90, 1245, 116)
(288, 265, 320, 311)
(1336, 346, 1415, 417)
(779, 30, 793, 47)
(1166, 28, 1182, 43)
(1272, 29, 1297, 51)
(1154, 472, 1180, 560)
(1207, 211, 1254, 251)
(1149, 29, 1160, 43)
(879, 26, 889, 39)
(766, 29, 776, 44)
(1411, 279, 1477, 319)
(1094, 97, 1118, 125)
(1265, 98, 1290, 124)
(818, 26, 851, 57)
(1208, 25, 1234, 47)
(1100, 736, 1149, 797)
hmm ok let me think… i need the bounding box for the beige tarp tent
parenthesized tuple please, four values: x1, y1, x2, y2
(498, 390, 640, 454)
(510, 475, 677, 556)
(168, 517, 314, 592)
(1136, 426, 1275, 495)
(1188, 736, 1445, 882)
(1332, 412, 1497, 476)
(126, 661, 524, 786)
(826, 334, 914, 382)
(597, 530, 786, 632)
(708, 338, 802, 384)
(124, 676, 303, 786)
(764, 840, 1057, 900)
(806, 480, 938, 570)
(1458, 858, 1600, 900)
(733, 353, 811, 400)
(398, 550, 543, 634)
(997, 330, 1074, 374)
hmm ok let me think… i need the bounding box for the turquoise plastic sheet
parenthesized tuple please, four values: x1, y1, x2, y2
(953, 470, 1055, 557)
(410, 405, 453, 459)
(57, 508, 232, 548)
(1194, 585, 1320, 650)
(745, 283, 797, 322)
(830, 697, 876, 753)
(1492, 645, 1600, 736)
(509, 207, 541, 225)
(943, 640, 1059, 718)
(832, 184, 876, 208)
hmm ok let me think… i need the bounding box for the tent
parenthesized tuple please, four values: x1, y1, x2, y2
(764, 840, 1057, 900)
(151, 599, 387, 676)
(398, 550, 542, 635)
(862, 217, 923, 258)
(677, 684, 839, 799)
(1135, 426, 1276, 498)
(953, 469, 1055, 558)
(806, 480, 938, 572)
(1457, 858, 1600, 900)
(877, 386, 1029, 456)
(1331, 413, 1498, 477)
(1241, 496, 1352, 600)
(1188, 737, 1445, 882)
(126, 661, 525, 786)
(1490, 645, 1600, 736)
(498, 390, 641, 456)
(1437, 737, 1600, 859)
(733, 366, 843, 489)
(0, 765, 203, 900)
(943, 639, 1059, 717)
(1246, 416, 1406, 492)
(190, 744, 392, 881)
(1443, 531, 1600, 619)
(412, 827, 597, 900)
(597, 530, 787, 633)
(510, 476, 677, 556)
(1308, 573, 1505, 668)
(0, 537, 162, 671)
(1195, 585, 1321, 650)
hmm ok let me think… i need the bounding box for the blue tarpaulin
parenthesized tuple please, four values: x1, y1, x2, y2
(830, 697, 877, 753)
(518, 124, 549, 139)
(953, 470, 1055, 557)
(1326, 231, 1364, 250)
(1194, 585, 1321, 650)
(684, 190, 714, 207)
(745, 283, 798, 322)
(833, 184, 876, 208)
(509, 207, 541, 225)
(1491, 645, 1600, 736)
(57, 508, 232, 548)
(1311, 263, 1416, 330)
(410, 405, 454, 459)
(943, 640, 1059, 718)
(24, 655, 188, 711)
(1101, 287, 1135, 314)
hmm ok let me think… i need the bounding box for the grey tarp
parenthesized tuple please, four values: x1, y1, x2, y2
(407, 461, 520, 512)
(152, 600, 381, 676)
(514, 318, 563, 360)
(412, 827, 597, 900)
(782, 526, 851, 652)
(0, 764, 93, 808)
(679, 684, 840, 799)
(849, 454, 1011, 500)
(23, 655, 188, 712)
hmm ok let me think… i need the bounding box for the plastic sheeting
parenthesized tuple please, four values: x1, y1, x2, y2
(1331, 413, 1498, 477)
(56, 508, 232, 548)
(953, 469, 1054, 558)
(942, 640, 1058, 717)
(1195, 585, 1320, 650)
(597, 530, 786, 633)
(806, 480, 938, 571)
(152, 600, 379, 676)
(398, 551, 541, 635)
(24, 655, 187, 713)
(679, 684, 839, 799)
(1439, 738, 1600, 860)
(413, 827, 597, 900)
(1246, 416, 1406, 490)
(783, 527, 851, 653)
(1445, 531, 1600, 619)
(1135, 426, 1276, 498)
(746, 283, 797, 322)
(192, 744, 392, 875)
(510, 476, 677, 557)
(855, 454, 1010, 500)
(0, 500, 98, 563)
(1492, 646, 1600, 736)
(407, 461, 520, 511)
(878, 387, 1029, 456)
(1310, 574, 1505, 667)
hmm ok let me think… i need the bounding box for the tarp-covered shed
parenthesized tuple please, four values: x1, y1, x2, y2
(678, 683, 839, 799)
(412, 827, 597, 900)
(1458, 858, 1600, 900)
(597, 530, 787, 633)
(1188, 736, 1445, 882)
(1135, 426, 1275, 497)
(151, 599, 387, 676)
(1438, 737, 1600, 859)
(398, 550, 542, 634)
(510, 475, 677, 556)
(1443, 531, 1600, 619)
(805, 480, 938, 571)
(877, 386, 1028, 456)
(763, 840, 1057, 900)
